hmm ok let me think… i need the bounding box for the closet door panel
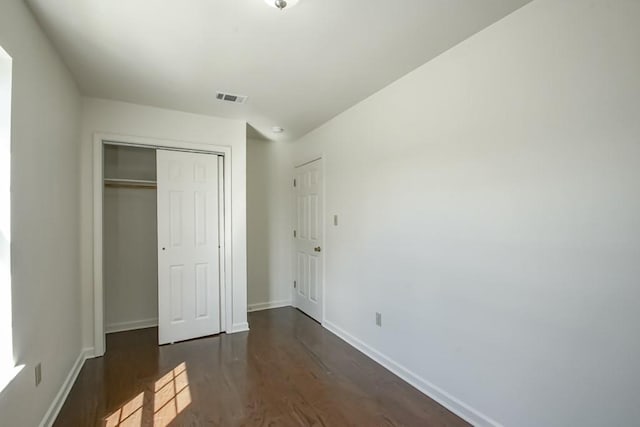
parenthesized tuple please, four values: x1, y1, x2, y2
(157, 150, 221, 345)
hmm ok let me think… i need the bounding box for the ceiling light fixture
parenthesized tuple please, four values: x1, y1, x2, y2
(271, 126, 285, 134)
(264, 0, 299, 10)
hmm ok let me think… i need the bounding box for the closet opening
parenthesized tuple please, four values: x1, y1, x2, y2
(94, 136, 232, 356)
(103, 144, 158, 336)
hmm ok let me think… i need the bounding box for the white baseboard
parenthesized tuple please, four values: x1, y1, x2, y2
(105, 318, 158, 334)
(323, 320, 502, 427)
(84, 347, 97, 359)
(39, 347, 92, 427)
(248, 299, 291, 312)
(230, 322, 250, 333)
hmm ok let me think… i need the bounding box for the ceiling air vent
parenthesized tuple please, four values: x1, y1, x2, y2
(215, 92, 248, 104)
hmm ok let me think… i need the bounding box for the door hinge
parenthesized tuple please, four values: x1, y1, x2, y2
(294, 280, 297, 288)
(293, 178, 297, 187)
(293, 230, 297, 238)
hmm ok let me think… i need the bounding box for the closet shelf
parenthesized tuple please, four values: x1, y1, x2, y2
(104, 178, 157, 189)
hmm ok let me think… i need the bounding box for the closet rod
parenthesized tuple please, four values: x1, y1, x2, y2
(104, 178, 157, 189)
(105, 183, 156, 189)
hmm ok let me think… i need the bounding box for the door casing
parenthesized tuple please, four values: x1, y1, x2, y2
(92, 133, 234, 357)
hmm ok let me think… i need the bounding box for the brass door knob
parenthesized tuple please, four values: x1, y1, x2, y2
(314, 246, 322, 252)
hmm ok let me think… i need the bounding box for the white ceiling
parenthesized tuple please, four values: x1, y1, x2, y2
(26, 0, 531, 141)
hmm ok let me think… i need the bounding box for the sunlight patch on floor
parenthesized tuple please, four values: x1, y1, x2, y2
(102, 362, 192, 427)
(104, 392, 144, 427)
(153, 362, 192, 427)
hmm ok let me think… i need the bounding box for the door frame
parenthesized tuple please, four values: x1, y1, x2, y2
(292, 156, 326, 324)
(93, 133, 233, 357)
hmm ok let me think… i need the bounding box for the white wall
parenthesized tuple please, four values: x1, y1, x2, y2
(0, 1, 82, 426)
(291, 1, 640, 425)
(80, 98, 248, 351)
(247, 138, 292, 310)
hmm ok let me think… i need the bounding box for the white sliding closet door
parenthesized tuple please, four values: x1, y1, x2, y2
(157, 150, 221, 345)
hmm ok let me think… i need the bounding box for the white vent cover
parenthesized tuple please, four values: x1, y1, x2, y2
(215, 92, 248, 104)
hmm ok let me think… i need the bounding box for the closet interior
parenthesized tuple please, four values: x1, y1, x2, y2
(103, 144, 159, 334)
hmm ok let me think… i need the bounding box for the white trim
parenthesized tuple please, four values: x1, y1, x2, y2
(320, 154, 326, 326)
(38, 348, 92, 427)
(92, 132, 238, 357)
(93, 136, 104, 356)
(247, 300, 291, 312)
(105, 318, 158, 334)
(323, 320, 503, 427)
(84, 347, 96, 359)
(230, 322, 250, 333)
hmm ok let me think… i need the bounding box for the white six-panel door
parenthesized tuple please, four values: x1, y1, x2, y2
(157, 150, 221, 344)
(293, 159, 323, 322)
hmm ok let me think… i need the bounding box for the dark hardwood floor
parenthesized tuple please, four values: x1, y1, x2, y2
(54, 308, 469, 426)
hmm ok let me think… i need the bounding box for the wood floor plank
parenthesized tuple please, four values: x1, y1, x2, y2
(54, 308, 469, 426)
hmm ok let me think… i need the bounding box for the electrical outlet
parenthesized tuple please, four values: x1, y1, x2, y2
(376, 312, 382, 327)
(35, 363, 42, 386)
